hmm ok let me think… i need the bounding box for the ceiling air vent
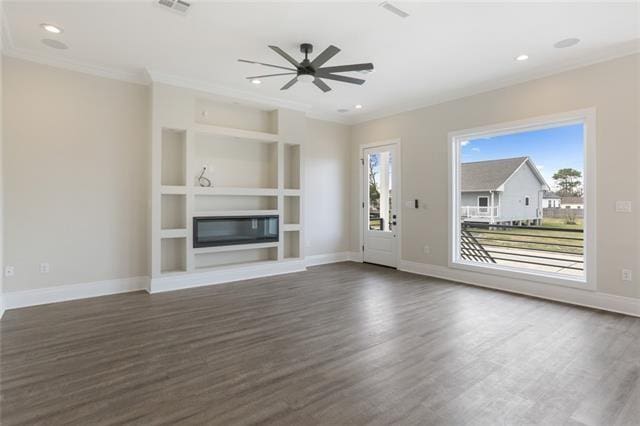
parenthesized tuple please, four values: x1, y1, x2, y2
(157, 0, 191, 15)
(379, 1, 409, 18)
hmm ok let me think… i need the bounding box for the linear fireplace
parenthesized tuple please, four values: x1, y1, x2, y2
(193, 215, 279, 248)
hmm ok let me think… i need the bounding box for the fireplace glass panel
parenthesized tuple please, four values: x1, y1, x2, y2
(193, 216, 279, 248)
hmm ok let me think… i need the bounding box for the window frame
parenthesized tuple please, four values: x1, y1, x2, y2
(448, 109, 596, 291)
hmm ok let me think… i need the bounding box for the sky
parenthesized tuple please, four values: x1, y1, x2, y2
(462, 123, 584, 191)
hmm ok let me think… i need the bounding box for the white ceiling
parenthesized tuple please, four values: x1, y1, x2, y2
(3, 1, 639, 123)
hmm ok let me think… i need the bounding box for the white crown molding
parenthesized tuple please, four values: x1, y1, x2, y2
(3, 45, 147, 84)
(351, 39, 640, 125)
(399, 260, 640, 318)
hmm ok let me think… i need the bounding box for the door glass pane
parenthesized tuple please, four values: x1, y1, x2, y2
(368, 150, 393, 231)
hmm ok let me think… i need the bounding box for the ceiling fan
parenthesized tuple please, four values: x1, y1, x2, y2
(238, 43, 374, 92)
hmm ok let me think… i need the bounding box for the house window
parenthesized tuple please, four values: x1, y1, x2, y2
(450, 110, 594, 288)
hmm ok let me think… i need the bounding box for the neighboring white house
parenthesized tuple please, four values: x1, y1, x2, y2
(561, 196, 584, 209)
(461, 157, 550, 225)
(543, 191, 561, 208)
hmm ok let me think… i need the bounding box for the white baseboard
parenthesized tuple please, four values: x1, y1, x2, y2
(399, 260, 640, 317)
(348, 251, 363, 262)
(305, 252, 352, 267)
(149, 259, 307, 293)
(2, 276, 150, 311)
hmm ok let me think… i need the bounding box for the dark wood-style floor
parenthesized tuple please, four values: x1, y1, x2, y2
(1, 262, 639, 425)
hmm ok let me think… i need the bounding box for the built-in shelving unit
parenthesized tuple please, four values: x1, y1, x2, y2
(151, 85, 304, 290)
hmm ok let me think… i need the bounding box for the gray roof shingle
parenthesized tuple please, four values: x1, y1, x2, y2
(461, 157, 528, 192)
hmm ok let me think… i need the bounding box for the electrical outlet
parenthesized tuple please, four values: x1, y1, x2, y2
(423, 245, 430, 254)
(40, 262, 50, 274)
(622, 269, 632, 282)
(4, 266, 15, 277)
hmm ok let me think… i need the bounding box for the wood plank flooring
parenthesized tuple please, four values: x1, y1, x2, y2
(1, 262, 639, 425)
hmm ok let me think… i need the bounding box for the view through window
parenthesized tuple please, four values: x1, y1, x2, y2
(456, 123, 585, 279)
(368, 151, 393, 231)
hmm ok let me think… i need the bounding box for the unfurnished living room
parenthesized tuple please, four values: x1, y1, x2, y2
(0, 1, 639, 425)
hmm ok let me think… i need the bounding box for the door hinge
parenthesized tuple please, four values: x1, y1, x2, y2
(362, 202, 365, 208)
(362, 245, 365, 251)
(361, 158, 364, 165)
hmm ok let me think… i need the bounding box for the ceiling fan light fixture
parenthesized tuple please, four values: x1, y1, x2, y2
(354, 104, 363, 109)
(250, 79, 262, 85)
(297, 74, 315, 83)
(515, 54, 529, 62)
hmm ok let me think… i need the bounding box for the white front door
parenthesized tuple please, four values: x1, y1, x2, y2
(363, 144, 399, 268)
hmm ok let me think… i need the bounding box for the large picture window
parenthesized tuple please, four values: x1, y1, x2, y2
(449, 110, 595, 288)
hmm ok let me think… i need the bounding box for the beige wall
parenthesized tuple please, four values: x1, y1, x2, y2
(2, 58, 353, 294)
(3, 57, 150, 292)
(304, 118, 351, 256)
(351, 54, 639, 299)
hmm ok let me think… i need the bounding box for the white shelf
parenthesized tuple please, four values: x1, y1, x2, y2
(193, 123, 278, 143)
(193, 241, 279, 255)
(283, 224, 301, 231)
(283, 189, 301, 196)
(192, 187, 278, 196)
(161, 228, 187, 239)
(161, 185, 188, 195)
(193, 210, 278, 217)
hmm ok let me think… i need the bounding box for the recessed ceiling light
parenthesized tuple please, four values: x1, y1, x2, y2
(554, 38, 580, 49)
(515, 54, 529, 62)
(250, 79, 261, 85)
(41, 39, 68, 50)
(354, 104, 363, 109)
(41, 23, 63, 34)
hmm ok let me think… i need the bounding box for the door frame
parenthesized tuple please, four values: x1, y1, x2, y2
(358, 139, 402, 266)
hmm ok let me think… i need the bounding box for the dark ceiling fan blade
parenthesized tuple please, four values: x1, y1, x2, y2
(310, 45, 341, 68)
(313, 78, 332, 93)
(280, 77, 298, 90)
(313, 73, 365, 85)
(268, 46, 301, 68)
(245, 72, 297, 79)
(317, 63, 374, 74)
(238, 59, 296, 71)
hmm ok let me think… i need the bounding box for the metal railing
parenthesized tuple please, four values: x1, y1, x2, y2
(460, 222, 584, 272)
(461, 206, 500, 219)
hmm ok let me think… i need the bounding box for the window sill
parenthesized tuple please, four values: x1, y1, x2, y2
(449, 260, 594, 291)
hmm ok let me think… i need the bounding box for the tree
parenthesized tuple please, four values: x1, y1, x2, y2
(369, 155, 380, 210)
(552, 168, 582, 196)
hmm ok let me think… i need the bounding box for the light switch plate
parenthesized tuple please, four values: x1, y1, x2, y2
(622, 269, 632, 282)
(615, 201, 632, 213)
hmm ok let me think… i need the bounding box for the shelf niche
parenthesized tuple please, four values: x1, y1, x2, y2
(195, 247, 277, 270)
(284, 144, 300, 190)
(283, 196, 300, 225)
(195, 99, 277, 135)
(161, 129, 186, 186)
(194, 133, 277, 189)
(161, 238, 187, 273)
(283, 231, 300, 259)
(161, 194, 186, 229)
(194, 195, 277, 213)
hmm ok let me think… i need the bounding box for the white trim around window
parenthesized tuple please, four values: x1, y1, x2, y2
(448, 108, 597, 291)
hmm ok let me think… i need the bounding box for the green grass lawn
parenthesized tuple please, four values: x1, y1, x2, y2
(465, 218, 584, 255)
(541, 217, 583, 230)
